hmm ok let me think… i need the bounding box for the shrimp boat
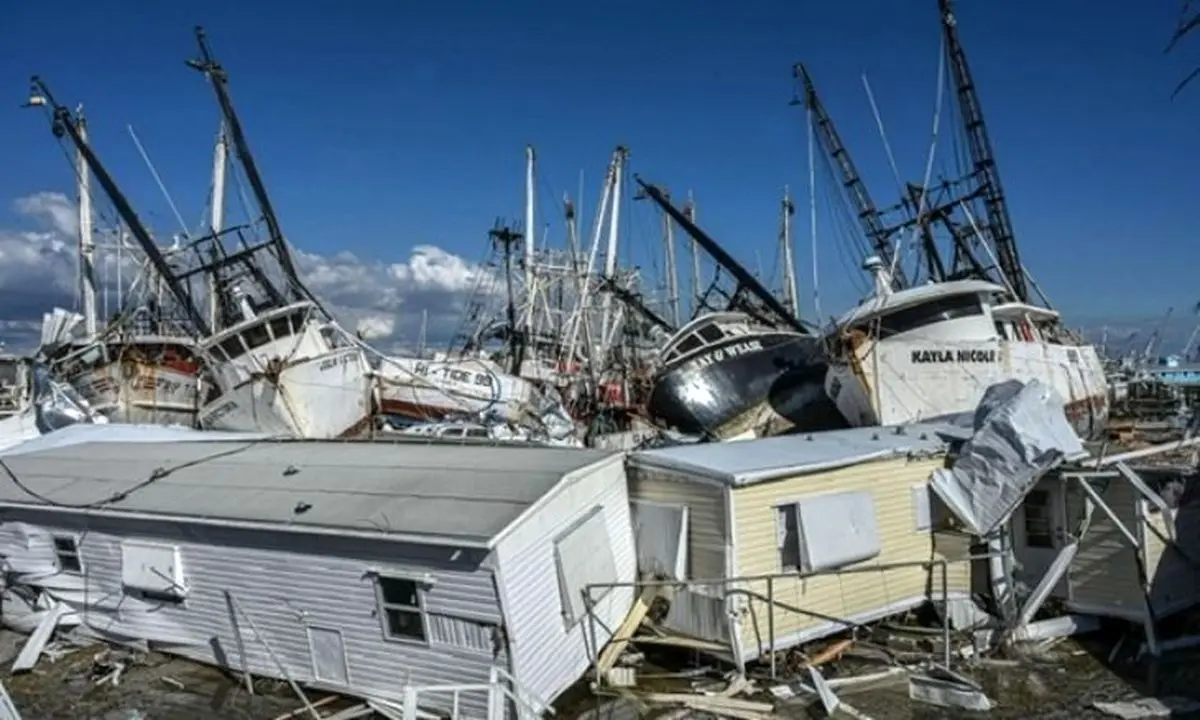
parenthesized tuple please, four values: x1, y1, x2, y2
(802, 0, 1108, 438)
(185, 28, 372, 438)
(635, 181, 841, 439)
(28, 28, 373, 438)
(646, 312, 831, 438)
(824, 259, 1108, 438)
(375, 353, 536, 423)
(34, 107, 202, 427)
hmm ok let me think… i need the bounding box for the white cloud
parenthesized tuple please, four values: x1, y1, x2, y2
(0, 191, 492, 354)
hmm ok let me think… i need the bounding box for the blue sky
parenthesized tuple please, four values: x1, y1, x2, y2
(2, 0, 1199, 335)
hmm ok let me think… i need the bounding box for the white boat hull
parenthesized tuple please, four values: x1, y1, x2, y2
(200, 346, 373, 438)
(826, 337, 1110, 439)
(377, 356, 534, 423)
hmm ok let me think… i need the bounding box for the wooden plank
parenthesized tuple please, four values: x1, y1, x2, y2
(596, 585, 657, 677)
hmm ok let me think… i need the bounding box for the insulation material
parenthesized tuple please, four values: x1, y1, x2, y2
(930, 379, 1085, 536)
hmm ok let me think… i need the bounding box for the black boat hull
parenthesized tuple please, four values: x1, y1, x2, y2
(647, 333, 846, 438)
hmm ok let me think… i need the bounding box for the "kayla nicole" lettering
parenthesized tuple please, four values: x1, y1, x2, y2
(910, 349, 998, 364)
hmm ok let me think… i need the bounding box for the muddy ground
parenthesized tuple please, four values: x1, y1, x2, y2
(4, 628, 1200, 718)
(0, 631, 327, 720)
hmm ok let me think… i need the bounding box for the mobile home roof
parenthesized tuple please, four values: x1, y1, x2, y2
(630, 423, 951, 486)
(0, 427, 619, 547)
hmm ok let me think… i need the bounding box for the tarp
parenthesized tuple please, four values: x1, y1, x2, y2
(930, 379, 1085, 536)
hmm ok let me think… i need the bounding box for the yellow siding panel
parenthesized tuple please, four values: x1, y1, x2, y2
(730, 456, 966, 652)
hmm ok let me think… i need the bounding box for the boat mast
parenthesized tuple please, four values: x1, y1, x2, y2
(938, 0, 1027, 302)
(684, 192, 700, 317)
(598, 148, 627, 345)
(186, 27, 311, 306)
(523, 146, 536, 335)
(208, 124, 228, 330)
(794, 63, 903, 288)
(662, 191, 681, 327)
(74, 106, 98, 337)
(26, 78, 209, 336)
(780, 185, 800, 319)
(636, 178, 808, 334)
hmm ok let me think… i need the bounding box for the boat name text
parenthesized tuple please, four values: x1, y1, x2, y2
(692, 340, 764, 369)
(413, 362, 495, 388)
(319, 354, 360, 372)
(910, 349, 998, 364)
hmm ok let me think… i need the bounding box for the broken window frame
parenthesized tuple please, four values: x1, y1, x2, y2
(775, 502, 805, 573)
(52, 535, 83, 574)
(374, 575, 429, 644)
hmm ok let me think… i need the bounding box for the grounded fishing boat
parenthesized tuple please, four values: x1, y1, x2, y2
(33, 108, 203, 427)
(375, 354, 535, 423)
(28, 29, 374, 439)
(45, 331, 201, 426)
(646, 312, 835, 438)
(824, 260, 1108, 438)
(634, 182, 842, 440)
(800, 0, 1108, 439)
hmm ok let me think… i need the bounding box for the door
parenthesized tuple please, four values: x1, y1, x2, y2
(306, 626, 350, 686)
(1012, 486, 1069, 598)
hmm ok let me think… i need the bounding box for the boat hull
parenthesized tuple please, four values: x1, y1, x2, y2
(826, 336, 1110, 439)
(199, 346, 374, 438)
(68, 360, 199, 427)
(647, 333, 843, 439)
(377, 357, 534, 423)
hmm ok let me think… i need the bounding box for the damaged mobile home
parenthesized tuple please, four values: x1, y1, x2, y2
(621, 420, 975, 667)
(0, 424, 636, 717)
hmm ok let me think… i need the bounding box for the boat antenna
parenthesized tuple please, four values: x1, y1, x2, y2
(24, 77, 210, 337)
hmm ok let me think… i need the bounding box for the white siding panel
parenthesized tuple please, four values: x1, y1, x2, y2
(493, 456, 635, 707)
(0, 513, 504, 717)
(554, 508, 618, 626)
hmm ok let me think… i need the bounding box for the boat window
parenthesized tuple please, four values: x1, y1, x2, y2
(440, 427, 465, 438)
(219, 336, 246, 360)
(674, 335, 703, 356)
(0, 363, 17, 385)
(697, 324, 725, 343)
(269, 316, 294, 342)
(289, 309, 309, 334)
(872, 294, 984, 339)
(465, 427, 489, 438)
(243, 323, 273, 351)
